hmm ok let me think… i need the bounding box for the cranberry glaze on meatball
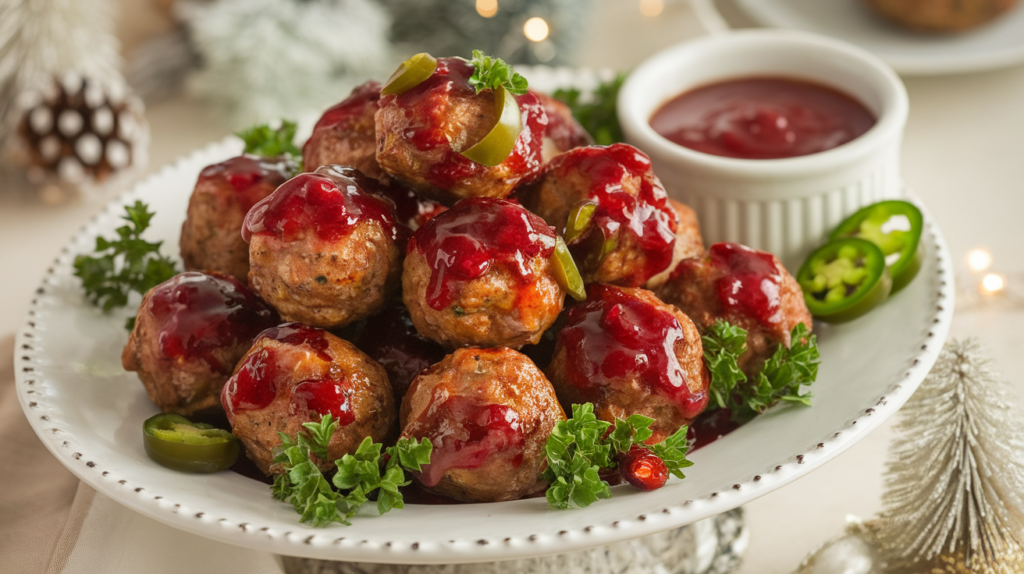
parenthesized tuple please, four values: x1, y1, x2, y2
(531, 90, 593, 160)
(547, 284, 709, 442)
(243, 165, 406, 329)
(375, 57, 546, 202)
(303, 81, 388, 181)
(399, 348, 565, 502)
(657, 242, 813, 378)
(222, 323, 395, 475)
(403, 198, 565, 349)
(122, 272, 280, 416)
(179, 155, 294, 282)
(518, 144, 693, 288)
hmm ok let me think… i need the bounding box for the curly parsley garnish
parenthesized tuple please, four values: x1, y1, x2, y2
(702, 320, 820, 424)
(553, 73, 626, 145)
(236, 120, 302, 159)
(468, 50, 528, 95)
(73, 201, 178, 328)
(272, 414, 432, 527)
(543, 404, 692, 509)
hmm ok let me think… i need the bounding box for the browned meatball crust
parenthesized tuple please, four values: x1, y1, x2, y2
(375, 57, 546, 203)
(122, 271, 280, 416)
(179, 155, 294, 282)
(531, 90, 593, 161)
(399, 348, 565, 502)
(222, 323, 395, 475)
(518, 144, 682, 288)
(402, 198, 564, 350)
(657, 242, 813, 378)
(547, 284, 709, 443)
(303, 81, 388, 181)
(646, 199, 705, 289)
(243, 165, 406, 329)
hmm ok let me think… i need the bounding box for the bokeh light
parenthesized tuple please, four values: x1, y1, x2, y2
(640, 0, 664, 17)
(523, 17, 549, 42)
(476, 0, 498, 18)
(981, 273, 1006, 295)
(967, 248, 993, 272)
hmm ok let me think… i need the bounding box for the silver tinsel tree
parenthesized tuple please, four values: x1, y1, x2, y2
(180, 0, 392, 126)
(877, 338, 1024, 573)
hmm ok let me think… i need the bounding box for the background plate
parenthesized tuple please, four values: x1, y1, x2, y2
(15, 70, 953, 564)
(734, 0, 1024, 75)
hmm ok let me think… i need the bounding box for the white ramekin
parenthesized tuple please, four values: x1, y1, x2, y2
(618, 29, 909, 270)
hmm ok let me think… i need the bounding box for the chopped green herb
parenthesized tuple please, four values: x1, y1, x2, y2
(553, 73, 626, 145)
(468, 50, 528, 95)
(73, 201, 178, 322)
(236, 120, 303, 162)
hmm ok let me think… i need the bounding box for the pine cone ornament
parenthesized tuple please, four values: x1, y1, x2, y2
(7, 72, 148, 202)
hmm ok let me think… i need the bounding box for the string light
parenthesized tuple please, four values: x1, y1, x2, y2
(476, 0, 498, 18)
(967, 248, 993, 272)
(523, 17, 549, 42)
(640, 0, 664, 17)
(981, 273, 1006, 295)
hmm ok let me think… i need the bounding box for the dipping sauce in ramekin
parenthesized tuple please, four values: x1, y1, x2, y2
(649, 77, 877, 160)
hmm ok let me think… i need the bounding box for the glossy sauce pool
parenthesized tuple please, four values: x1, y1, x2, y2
(649, 77, 876, 160)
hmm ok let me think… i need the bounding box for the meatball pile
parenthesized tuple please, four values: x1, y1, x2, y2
(123, 51, 815, 504)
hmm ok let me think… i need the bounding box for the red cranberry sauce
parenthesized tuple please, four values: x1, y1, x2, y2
(407, 393, 525, 488)
(222, 323, 339, 423)
(370, 180, 446, 231)
(310, 81, 381, 132)
(410, 197, 557, 310)
(534, 91, 591, 153)
(350, 301, 446, 401)
(559, 284, 704, 419)
(708, 242, 783, 327)
(148, 271, 279, 374)
(198, 155, 293, 212)
(618, 444, 669, 491)
(382, 57, 544, 189)
(555, 144, 677, 286)
(241, 165, 403, 244)
(687, 408, 740, 451)
(291, 378, 355, 425)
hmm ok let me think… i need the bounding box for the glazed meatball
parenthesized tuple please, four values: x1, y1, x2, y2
(657, 242, 813, 378)
(243, 165, 406, 329)
(375, 57, 546, 202)
(547, 284, 709, 443)
(349, 300, 447, 404)
(369, 180, 447, 231)
(303, 81, 388, 181)
(122, 271, 280, 416)
(646, 199, 705, 289)
(518, 144, 686, 288)
(531, 90, 593, 161)
(864, 0, 1018, 31)
(399, 348, 565, 502)
(222, 323, 395, 475)
(402, 198, 565, 349)
(179, 155, 294, 282)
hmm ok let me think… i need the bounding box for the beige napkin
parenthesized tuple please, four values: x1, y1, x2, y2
(0, 334, 286, 574)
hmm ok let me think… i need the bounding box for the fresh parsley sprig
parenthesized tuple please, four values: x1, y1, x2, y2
(468, 50, 528, 95)
(236, 120, 303, 159)
(73, 201, 178, 327)
(543, 404, 692, 509)
(701, 320, 820, 424)
(271, 414, 432, 527)
(553, 73, 626, 145)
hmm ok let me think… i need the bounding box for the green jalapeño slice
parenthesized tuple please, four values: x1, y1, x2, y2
(564, 200, 598, 243)
(143, 413, 239, 473)
(381, 52, 438, 96)
(460, 85, 523, 166)
(550, 236, 587, 301)
(830, 200, 924, 293)
(798, 238, 892, 323)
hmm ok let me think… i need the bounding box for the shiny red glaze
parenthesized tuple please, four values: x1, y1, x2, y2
(310, 81, 381, 131)
(557, 144, 677, 286)
(255, 322, 333, 362)
(410, 197, 557, 310)
(225, 346, 280, 417)
(291, 378, 355, 425)
(382, 57, 545, 189)
(350, 302, 446, 401)
(650, 77, 875, 160)
(370, 181, 447, 230)
(618, 444, 668, 491)
(197, 155, 293, 212)
(148, 272, 279, 374)
(410, 394, 525, 488)
(709, 242, 783, 327)
(688, 408, 740, 451)
(241, 166, 403, 244)
(559, 284, 705, 419)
